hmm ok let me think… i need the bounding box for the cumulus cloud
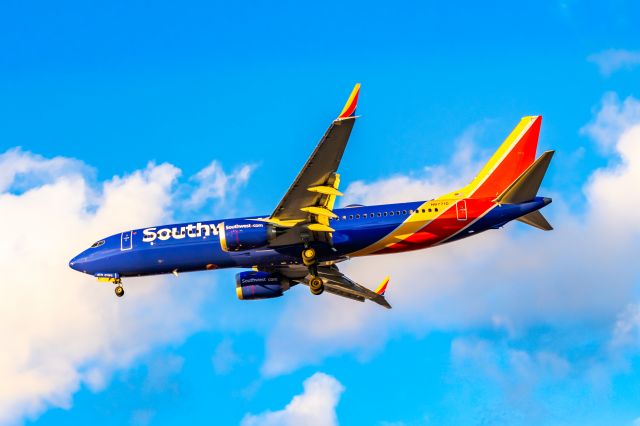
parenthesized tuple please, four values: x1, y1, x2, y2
(0, 149, 247, 424)
(241, 372, 344, 426)
(0, 147, 89, 193)
(588, 49, 640, 76)
(185, 160, 255, 212)
(262, 92, 640, 394)
(581, 92, 640, 151)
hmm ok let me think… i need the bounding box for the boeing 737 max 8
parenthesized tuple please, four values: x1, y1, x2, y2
(69, 84, 554, 309)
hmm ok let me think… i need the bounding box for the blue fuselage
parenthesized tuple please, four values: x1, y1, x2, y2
(69, 197, 550, 279)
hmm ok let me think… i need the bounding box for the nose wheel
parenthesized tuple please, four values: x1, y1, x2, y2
(114, 284, 124, 297)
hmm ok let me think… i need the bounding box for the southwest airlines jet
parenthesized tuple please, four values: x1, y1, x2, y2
(69, 84, 554, 309)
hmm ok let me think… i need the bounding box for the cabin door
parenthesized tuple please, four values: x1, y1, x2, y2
(456, 200, 468, 221)
(121, 231, 133, 251)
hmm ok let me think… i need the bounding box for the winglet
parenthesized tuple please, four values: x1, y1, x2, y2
(375, 276, 390, 296)
(337, 83, 361, 119)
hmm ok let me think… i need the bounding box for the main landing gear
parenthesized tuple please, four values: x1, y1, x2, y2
(309, 276, 324, 295)
(302, 247, 324, 296)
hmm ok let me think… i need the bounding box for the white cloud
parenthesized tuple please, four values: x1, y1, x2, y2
(241, 372, 344, 426)
(0, 147, 89, 193)
(185, 160, 254, 212)
(588, 49, 640, 76)
(581, 92, 640, 151)
(262, 94, 640, 381)
(610, 304, 640, 350)
(0, 149, 248, 424)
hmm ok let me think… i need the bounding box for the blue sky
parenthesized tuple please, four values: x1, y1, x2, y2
(2, 1, 640, 425)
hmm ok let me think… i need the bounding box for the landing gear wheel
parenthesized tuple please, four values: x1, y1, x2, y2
(114, 285, 124, 298)
(302, 247, 316, 266)
(310, 285, 324, 295)
(309, 276, 324, 295)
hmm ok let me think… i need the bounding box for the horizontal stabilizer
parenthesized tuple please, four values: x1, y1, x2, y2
(495, 150, 555, 204)
(517, 210, 553, 231)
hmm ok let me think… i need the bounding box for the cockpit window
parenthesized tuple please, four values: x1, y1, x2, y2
(90, 240, 105, 248)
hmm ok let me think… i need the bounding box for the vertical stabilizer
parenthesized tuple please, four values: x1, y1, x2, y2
(465, 116, 542, 199)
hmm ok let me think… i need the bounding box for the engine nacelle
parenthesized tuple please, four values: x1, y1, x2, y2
(219, 220, 276, 252)
(235, 271, 290, 300)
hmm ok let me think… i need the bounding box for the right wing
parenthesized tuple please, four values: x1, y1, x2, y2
(313, 265, 391, 309)
(265, 263, 392, 309)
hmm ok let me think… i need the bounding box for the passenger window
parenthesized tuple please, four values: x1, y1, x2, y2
(342, 216, 346, 220)
(428, 208, 432, 212)
(384, 212, 388, 216)
(363, 213, 367, 218)
(396, 211, 400, 215)
(377, 212, 382, 217)
(403, 210, 407, 215)
(421, 209, 425, 213)
(435, 208, 439, 212)
(390, 211, 394, 216)
(350, 215, 354, 219)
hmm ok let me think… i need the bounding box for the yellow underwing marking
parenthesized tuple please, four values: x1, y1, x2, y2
(307, 186, 344, 196)
(307, 223, 335, 232)
(300, 206, 338, 218)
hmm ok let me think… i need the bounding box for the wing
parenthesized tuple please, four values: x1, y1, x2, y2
(266, 263, 392, 309)
(267, 84, 361, 246)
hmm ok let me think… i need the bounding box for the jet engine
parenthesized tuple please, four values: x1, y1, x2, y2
(219, 220, 278, 252)
(235, 271, 291, 300)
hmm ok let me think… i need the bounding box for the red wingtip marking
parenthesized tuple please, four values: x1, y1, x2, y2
(338, 83, 361, 119)
(375, 276, 390, 295)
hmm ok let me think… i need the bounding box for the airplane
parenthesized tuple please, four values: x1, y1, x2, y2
(69, 84, 554, 309)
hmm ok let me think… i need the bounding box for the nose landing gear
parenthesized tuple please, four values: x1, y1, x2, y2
(111, 277, 124, 298)
(115, 285, 125, 297)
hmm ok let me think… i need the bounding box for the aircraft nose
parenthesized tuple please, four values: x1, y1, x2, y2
(69, 252, 87, 272)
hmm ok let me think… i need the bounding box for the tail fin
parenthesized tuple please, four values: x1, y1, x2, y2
(466, 116, 542, 199)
